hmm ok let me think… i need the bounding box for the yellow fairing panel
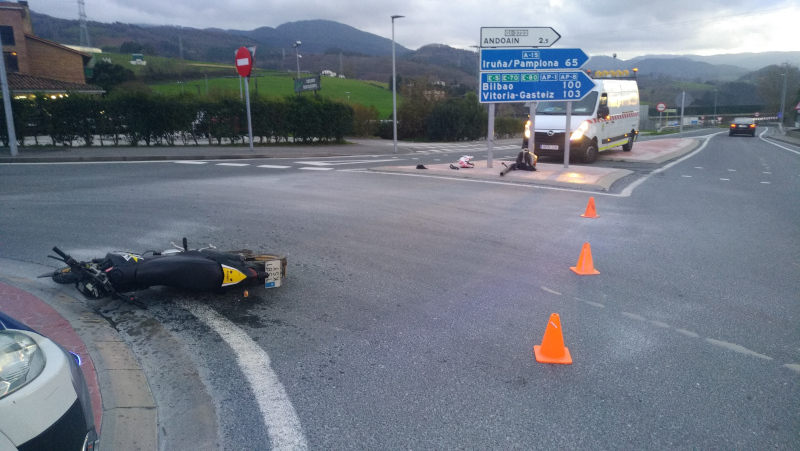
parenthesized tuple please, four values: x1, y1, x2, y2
(221, 264, 247, 286)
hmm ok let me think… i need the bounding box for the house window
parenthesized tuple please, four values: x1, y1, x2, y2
(0, 26, 14, 46)
(3, 52, 18, 72)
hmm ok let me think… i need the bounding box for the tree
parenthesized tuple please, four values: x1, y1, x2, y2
(396, 77, 440, 140)
(755, 64, 800, 121)
(119, 41, 144, 54)
(89, 61, 136, 93)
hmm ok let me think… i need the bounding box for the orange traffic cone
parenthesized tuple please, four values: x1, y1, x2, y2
(570, 242, 600, 275)
(533, 313, 572, 364)
(581, 197, 599, 218)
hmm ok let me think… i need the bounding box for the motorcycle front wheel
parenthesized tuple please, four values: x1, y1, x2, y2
(52, 267, 82, 284)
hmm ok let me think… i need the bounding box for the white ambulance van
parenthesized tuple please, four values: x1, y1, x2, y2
(522, 76, 640, 163)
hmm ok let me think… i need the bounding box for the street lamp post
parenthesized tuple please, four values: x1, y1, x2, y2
(293, 41, 301, 78)
(713, 89, 717, 123)
(391, 15, 404, 154)
(779, 73, 787, 126)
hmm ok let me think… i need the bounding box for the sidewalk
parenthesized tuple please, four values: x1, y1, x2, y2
(0, 260, 157, 451)
(371, 137, 699, 191)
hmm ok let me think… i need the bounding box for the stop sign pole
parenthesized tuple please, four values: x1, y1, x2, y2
(236, 46, 254, 151)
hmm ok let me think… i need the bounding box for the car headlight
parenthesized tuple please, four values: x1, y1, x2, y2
(0, 331, 46, 399)
(570, 121, 589, 140)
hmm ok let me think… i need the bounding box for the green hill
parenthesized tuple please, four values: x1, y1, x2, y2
(148, 71, 396, 118)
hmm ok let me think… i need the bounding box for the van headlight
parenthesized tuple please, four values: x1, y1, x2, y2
(0, 331, 46, 398)
(570, 121, 589, 140)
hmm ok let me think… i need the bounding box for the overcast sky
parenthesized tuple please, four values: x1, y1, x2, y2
(28, 0, 800, 60)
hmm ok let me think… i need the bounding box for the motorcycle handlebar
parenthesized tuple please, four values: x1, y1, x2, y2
(52, 246, 69, 260)
(52, 246, 79, 267)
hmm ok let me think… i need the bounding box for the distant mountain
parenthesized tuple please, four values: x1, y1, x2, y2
(231, 20, 413, 58)
(586, 55, 749, 82)
(24, 10, 798, 87)
(30, 12, 263, 63)
(633, 52, 800, 71)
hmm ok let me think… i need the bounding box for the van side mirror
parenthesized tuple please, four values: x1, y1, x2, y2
(598, 105, 609, 119)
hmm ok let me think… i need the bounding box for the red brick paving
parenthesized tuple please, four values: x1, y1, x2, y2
(0, 281, 102, 433)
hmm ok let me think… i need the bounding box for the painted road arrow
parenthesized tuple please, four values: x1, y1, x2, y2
(479, 70, 596, 104)
(480, 48, 589, 71)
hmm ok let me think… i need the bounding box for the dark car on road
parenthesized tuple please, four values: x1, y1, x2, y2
(729, 117, 757, 137)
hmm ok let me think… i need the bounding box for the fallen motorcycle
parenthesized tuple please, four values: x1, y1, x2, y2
(39, 238, 287, 308)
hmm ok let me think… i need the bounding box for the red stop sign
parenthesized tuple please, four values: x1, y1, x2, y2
(235, 46, 252, 77)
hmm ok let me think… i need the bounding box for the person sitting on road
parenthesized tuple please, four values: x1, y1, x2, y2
(500, 149, 537, 176)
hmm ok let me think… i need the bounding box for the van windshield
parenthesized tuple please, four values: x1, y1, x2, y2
(535, 92, 598, 116)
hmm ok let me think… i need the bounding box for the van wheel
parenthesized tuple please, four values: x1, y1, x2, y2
(622, 132, 635, 151)
(581, 142, 598, 164)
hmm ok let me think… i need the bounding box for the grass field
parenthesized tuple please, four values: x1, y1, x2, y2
(96, 52, 398, 118)
(149, 74, 397, 118)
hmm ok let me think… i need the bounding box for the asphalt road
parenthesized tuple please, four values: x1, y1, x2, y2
(1, 133, 798, 449)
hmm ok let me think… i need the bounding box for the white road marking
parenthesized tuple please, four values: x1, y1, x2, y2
(705, 338, 773, 360)
(574, 297, 604, 308)
(217, 163, 250, 167)
(727, 169, 736, 172)
(682, 175, 692, 178)
(175, 161, 208, 165)
(540, 287, 562, 295)
(258, 165, 292, 169)
(720, 178, 730, 181)
(694, 167, 703, 169)
(622, 312, 646, 321)
(763, 172, 771, 174)
(299, 167, 334, 171)
(650, 320, 670, 328)
(180, 302, 308, 450)
(784, 364, 800, 374)
(675, 329, 700, 338)
(761, 134, 800, 155)
(619, 134, 717, 198)
(760, 181, 771, 184)
(297, 159, 400, 166)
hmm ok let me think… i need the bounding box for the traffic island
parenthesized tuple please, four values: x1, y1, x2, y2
(369, 159, 633, 192)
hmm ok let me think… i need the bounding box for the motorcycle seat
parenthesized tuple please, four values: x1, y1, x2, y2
(134, 255, 223, 291)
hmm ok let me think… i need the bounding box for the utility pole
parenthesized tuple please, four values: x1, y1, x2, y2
(77, 0, 91, 48)
(0, 31, 18, 156)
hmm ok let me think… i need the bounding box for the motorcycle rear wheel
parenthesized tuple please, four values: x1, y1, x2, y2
(226, 250, 287, 279)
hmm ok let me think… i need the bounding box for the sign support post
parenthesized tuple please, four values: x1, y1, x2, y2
(487, 103, 495, 168)
(244, 76, 253, 151)
(235, 46, 255, 151)
(563, 101, 572, 168)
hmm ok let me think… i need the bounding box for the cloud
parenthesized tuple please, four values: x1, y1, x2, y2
(28, 0, 800, 59)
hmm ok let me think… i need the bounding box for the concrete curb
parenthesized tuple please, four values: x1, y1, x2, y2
(0, 259, 158, 451)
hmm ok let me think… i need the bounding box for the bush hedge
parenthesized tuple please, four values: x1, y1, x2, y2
(0, 91, 354, 147)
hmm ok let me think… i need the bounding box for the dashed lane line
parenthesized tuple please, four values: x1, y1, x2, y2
(258, 165, 292, 169)
(175, 161, 208, 165)
(180, 302, 308, 450)
(536, 286, 797, 371)
(299, 167, 334, 171)
(216, 163, 250, 166)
